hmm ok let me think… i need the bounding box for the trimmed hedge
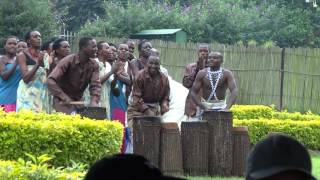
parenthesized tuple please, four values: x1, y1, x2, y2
(0, 159, 84, 179)
(272, 111, 320, 121)
(231, 104, 320, 121)
(231, 105, 320, 149)
(231, 105, 273, 119)
(234, 119, 320, 150)
(2, 109, 95, 121)
(0, 110, 123, 166)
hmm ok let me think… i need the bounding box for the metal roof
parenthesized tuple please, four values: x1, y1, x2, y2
(133, 29, 183, 35)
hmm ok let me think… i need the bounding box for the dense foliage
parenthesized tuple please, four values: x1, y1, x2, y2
(232, 104, 320, 149)
(77, 0, 320, 47)
(0, 110, 123, 167)
(0, 0, 58, 42)
(0, 0, 319, 47)
(52, 0, 106, 32)
(231, 105, 320, 121)
(234, 119, 320, 150)
(0, 155, 85, 180)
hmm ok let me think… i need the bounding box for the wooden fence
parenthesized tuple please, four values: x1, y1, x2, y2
(70, 37, 320, 113)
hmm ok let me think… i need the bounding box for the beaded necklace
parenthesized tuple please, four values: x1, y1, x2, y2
(206, 67, 223, 101)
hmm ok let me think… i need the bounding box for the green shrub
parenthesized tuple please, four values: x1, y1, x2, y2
(234, 119, 320, 150)
(0, 155, 84, 180)
(231, 105, 273, 119)
(272, 111, 320, 121)
(0, 110, 123, 166)
(231, 104, 320, 121)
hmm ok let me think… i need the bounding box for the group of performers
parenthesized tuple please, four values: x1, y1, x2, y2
(0, 30, 238, 152)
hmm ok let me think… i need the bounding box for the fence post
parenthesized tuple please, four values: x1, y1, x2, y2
(280, 48, 285, 110)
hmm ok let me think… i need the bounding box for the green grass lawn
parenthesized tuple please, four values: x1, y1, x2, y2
(186, 153, 320, 180)
(187, 177, 242, 180)
(311, 152, 320, 179)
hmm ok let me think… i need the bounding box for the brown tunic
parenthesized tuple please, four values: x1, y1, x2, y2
(132, 69, 170, 112)
(47, 53, 101, 114)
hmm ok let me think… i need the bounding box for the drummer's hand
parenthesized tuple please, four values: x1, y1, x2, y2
(90, 96, 99, 107)
(90, 102, 99, 107)
(144, 108, 154, 116)
(161, 104, 169, 115)
(201, 104, 209, 112)
(61, 96, 72, 105)
(219, 107, 230, 112)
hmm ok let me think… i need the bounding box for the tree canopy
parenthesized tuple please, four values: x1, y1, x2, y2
(0, 0, 319, 48)
(77, 0, 320, 47)
(0, 0, 58, 42)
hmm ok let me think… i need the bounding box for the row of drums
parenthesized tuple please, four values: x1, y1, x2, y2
(132, 111, 251, 177)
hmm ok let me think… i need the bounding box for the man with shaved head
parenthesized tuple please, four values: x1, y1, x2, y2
(190, 51, 238, 113)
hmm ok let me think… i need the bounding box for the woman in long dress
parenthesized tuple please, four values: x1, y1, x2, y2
(16, 31, 48, 113)
(0, 36, 21, 112)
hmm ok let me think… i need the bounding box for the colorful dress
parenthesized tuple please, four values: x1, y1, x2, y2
(108, 62, 128, 153)
(16, 53, 49, 113)
(0, 60, 22, 112)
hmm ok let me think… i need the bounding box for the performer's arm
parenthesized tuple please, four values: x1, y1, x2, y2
(225, 70, 238, 110)
(47, 59, 72, 103)
(160, 76, 170, 115)
(182, 64, 197, 89)
(100, 65, 115, 84)
(89, 63, 101, 106)
(18, 52, 43, 83)
(190, 70, 208, 111)
(115, 72, 131, 86)
(0, 56, 18, 80)
(132, 73, 148, 113)
(129, 60, 139, 80)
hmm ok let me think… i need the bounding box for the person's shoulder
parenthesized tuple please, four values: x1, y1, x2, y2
(130, 58, 139, 64)
(0, 55, 6, 62)
(160, 66, 169, 77)
(0, 55, 6, 66)
(186, 62, 197, 68)
(90, 61, 100, 72)
(159, 71, 169, 82)
(222, 68, 233, 76)
(89, 58, 99, 67)
(60, 53, 76, 63)
(129, 58, 140, 66)
(54, 54, 75, 68)
(135, 69, 148, 83)
(160, 70, 169, 77)
(136, 68, 146, 77)
(131, 58, 139, 62)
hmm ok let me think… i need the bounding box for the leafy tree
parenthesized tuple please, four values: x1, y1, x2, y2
(0, 0, 58, 41)
(53, 0, 106, 31)
(271, 8, 314, 48)
(78, 0, 320, 47)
